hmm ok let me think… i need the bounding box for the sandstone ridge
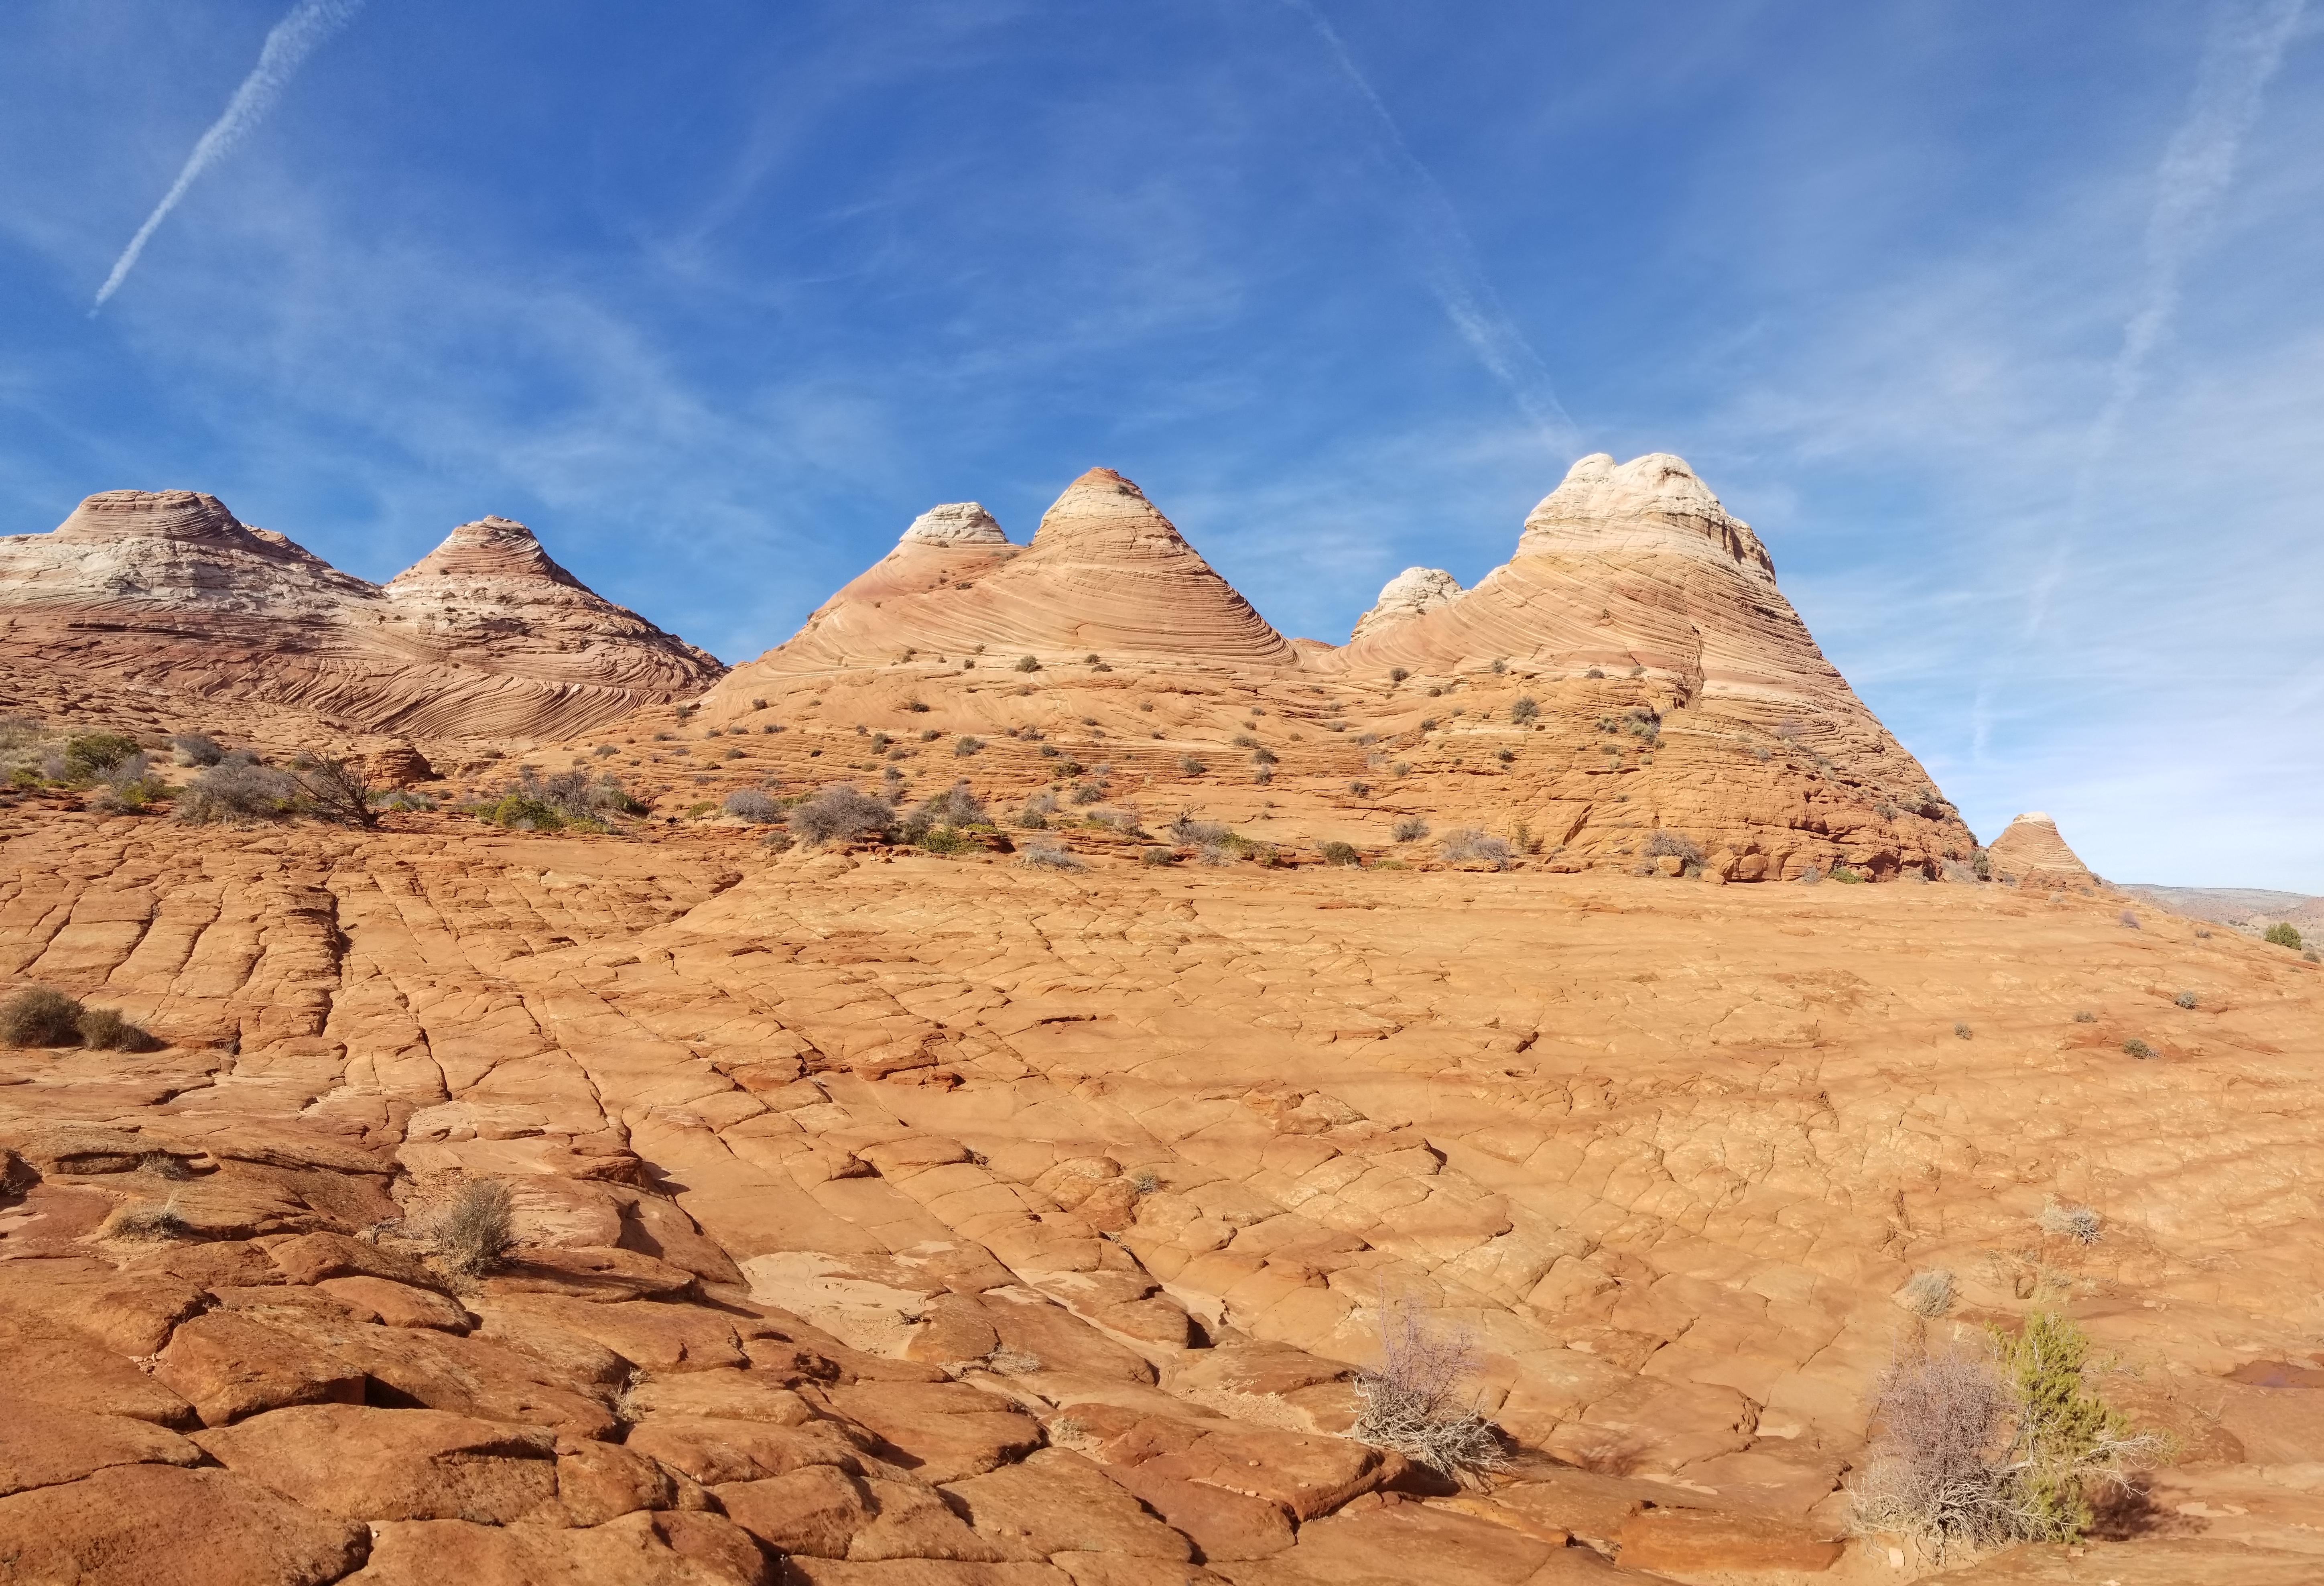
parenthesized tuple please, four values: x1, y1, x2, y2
(0, 490, 725, 762)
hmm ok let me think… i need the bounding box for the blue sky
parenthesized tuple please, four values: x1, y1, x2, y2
(3, 2, 2318, 889)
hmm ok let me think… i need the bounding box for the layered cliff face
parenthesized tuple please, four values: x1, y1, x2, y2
(0, 492, 725, 756)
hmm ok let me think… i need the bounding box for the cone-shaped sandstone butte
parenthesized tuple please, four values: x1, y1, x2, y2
(697, 455, 1979, 879)
(0, 491, 724, 751)
(719, 468, 1295, 677)
(1987, 811, 2096, 887)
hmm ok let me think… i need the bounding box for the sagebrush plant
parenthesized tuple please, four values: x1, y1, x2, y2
(2, 986, 85, 1047)
(290, 754, 382, 830)
(1645, 830, 1704, 865)
(1018, 839, 1086, 872)
(1392, 816, 1429, 843)
(1320, 841, 1360, 867)
(175, 760, 296, 825)
(435, 1179, 517, 1276)
(1168, 815, 1227, 846)
(1348, 1297, 1508, 1479)
(1438, 829, 1513, 869)
(723, 788, 781, 824)
(786, 784, 894, 846)
(2263, 922, 2303, 950)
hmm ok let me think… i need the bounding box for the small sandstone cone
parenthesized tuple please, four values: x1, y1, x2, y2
(900, 502, 1009, 547)
(386, 516, 589, 589)
(1986, 811, 2094, 887)
(1350, 567, 1465, 641)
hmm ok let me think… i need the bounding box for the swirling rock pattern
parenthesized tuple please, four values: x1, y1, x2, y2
(0, 492, 724, 756)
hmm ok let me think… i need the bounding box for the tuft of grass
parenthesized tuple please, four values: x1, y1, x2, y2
(2073, 1011, 2096, 1023)
(1954, 1022, 1972, 1040)
(2, 986, 85, 1047)
(103, 1199, 190, 1242)
(435, 1179, 516, 1277)
(2039, 1198, 2102, 1244)
(1347, 781, 1371, 797)
(1899, 1269, 1954, 1317)
(1018, 839, 1086, 872)
(2174, 990, 2197, 1010)
(78, 1007, 161, 1052)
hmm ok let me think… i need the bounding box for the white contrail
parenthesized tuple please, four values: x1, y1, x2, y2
(1279, 0, 1579, 453)
(91, 0, 368, 312)
(2023, 0, 2305, 634)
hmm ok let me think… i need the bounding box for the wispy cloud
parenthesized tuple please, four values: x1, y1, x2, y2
(1278, 0, 1579, 455)
(2023, 0, 2308, 634)
(90, 0, 366, 312)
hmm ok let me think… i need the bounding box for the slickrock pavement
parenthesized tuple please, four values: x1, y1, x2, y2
(2, 806, 2320, 1583)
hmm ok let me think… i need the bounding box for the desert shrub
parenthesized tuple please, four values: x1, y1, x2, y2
(2, 986, 84, 1047)
(1249, 744, 1278, 765)
(1954, 1022, 1972, 1039)
(2072, 1011, 2096, 1023)
(1349, 1297, 1508, 1478)
(1388, 667, 1410, 683)
(2173, 990, 2196, 1010)
(1071, 780, 1106, 805)
(103, 1199, 190, 1242)
(1390, 761, 1412, 777)
(2122, 1037, 2155, 1059)
(1798, 864, 1824, 885)
(290, 755, 380, 829)
(62, 734, 141, 781)
(1178, 756, 1207, 775)
(435, 1179, 516, 1277)
(593, 743, 618, 756)
(953, 736, 985, 757)
(1251, 765, 1272, 785)
(175, 760, 296, 825)
(169, 733, 225, 767)
(2263, 922, 2303, 950)
(1645, 830, 1704, 866)
(723, 788, 781, 824)
(1489, 657, 1507, 674)
(1997, 1313, 2161, 1541)
(1016, 790, 1058, 830)
(1392, 817, 1429, 842)
(376, 790, 436, 812)
(1418, 718, 1437, 733)
(1439, 829, 1513, 868)
(1231, 733, 1258, 749)
(1509, 695, 1539, 725)
(906, 699, 930, 713)
(474, 794, 565, 832)
(1495, 748, 1515, 765)
(1195, 843, 1231, 867)
(78, 1007, 160, 1052)
(1900, 1269, 1955, 1316)
(1018, 839, 1086, 872)
(1014, 655, 1041, 673)
(2307, 949, 2321, 963)
(1320, 841, 1360, 867)
(2118, 910, 2140, 929)
(1168, 816, 1226, 846)
(916, 827, 978, 855)
(919, 728, 941, 742)
(1849, 1346, 2015, 1554)
(787, 784, 894, 846)
(2039, 1199, 2102, 1244)
(1348, 781, 1371, 797)
(1832, 866, 1865, 884)
(911, 780, 987, 831)
(1141, 846, 1176, 866)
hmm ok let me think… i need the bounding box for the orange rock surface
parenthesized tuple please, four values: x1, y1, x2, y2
(2, 454, 2316, 1583)
(1986, 812, 2096, 889)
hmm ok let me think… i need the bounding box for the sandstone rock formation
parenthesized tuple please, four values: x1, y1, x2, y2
(692, 456, 1977, 881)
(718, 469, 1296, 677)
(1, 792, 2319, 1584)
(1986, 812, 2095, 889)
(0, 492, 724, 759)
(1349, 567, 1465, 641)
